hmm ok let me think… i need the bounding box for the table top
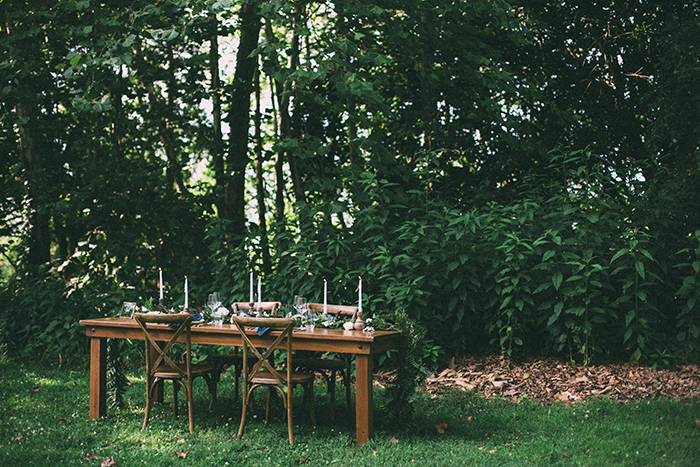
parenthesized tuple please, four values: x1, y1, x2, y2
(80, 317, 406, 355)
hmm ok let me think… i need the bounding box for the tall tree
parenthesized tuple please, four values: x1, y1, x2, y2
(224, 0, 262, 225)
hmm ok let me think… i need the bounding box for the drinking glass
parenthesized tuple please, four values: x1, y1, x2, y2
(294, 295, 307, 328)
(304, 308, 318, 331)
(208, 292, 222, 326)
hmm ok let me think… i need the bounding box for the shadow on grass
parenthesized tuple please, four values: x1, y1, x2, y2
(2, 361, 700, 467)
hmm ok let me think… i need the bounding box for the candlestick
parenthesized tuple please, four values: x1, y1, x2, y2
(257, 277, 261, 304)
(159, 268, 163, 300)
(249, 270, 254, 303)
(184, 275, 188, 310)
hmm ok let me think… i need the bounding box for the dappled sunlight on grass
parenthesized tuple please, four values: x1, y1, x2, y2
(1, 361, 700, 466)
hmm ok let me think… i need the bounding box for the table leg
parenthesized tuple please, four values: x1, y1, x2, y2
(89, 337, 107, 419)
(354, 354, 374, 445)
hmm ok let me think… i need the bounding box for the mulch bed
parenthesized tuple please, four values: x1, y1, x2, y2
(375, 355, 700, 404)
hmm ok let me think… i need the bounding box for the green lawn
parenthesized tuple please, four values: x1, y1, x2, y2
(1, 359, 699, 466)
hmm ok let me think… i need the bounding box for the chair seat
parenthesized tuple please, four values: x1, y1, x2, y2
(153, 363, 218, 380)
(251, 370, 315, 386)
(295, 357, 350, 371)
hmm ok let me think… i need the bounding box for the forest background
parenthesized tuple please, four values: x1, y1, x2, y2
(1, 0, 699, 370)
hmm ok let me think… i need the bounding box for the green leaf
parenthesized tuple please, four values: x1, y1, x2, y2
(499, 295, 512, 310)
(635, 261, 645, 279)
(693, 261, 700, 274)
(543, 250, 556, 262)
(552, 271, 563, 290)
(632, 348, 642, 361)
(554, 301, 563, 317)
(610, 248, 627, 263)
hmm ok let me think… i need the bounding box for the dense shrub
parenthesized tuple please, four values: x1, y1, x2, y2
(2, 148, 698, 367)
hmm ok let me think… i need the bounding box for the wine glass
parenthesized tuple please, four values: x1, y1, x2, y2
(208, 292, 222, 325)
(304, 307, 318, 331)
(293, 295, 307, 328)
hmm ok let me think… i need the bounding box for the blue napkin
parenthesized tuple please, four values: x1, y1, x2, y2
(256, 327, 270, 336)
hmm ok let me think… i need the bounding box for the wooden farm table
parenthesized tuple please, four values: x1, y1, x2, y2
(79, 317, 405, 445)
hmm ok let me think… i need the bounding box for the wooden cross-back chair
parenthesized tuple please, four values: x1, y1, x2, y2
(212, 301, 282, 399)
(232, 316, 316, 445)
(133, 312, 219, 433)
(232, 301, 282, 315)
(294, 303, 358, 423)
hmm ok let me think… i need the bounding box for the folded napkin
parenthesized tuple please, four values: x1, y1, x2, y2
(255, 327, 270, 336)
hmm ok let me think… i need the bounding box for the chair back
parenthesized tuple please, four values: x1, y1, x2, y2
(232, 301, 282, 314)
(308, 303, 358, 321)
(231, 316, 294, 384)
(133, 313, 193, 379)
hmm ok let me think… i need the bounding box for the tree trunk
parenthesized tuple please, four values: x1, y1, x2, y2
(253, 65, 271, 274)
(269, 73, 286, 226)
(16, 102, 51, 266)
(209, 13, 225, 214)
(7, 16, 51, 266)
(224, 1, 262, 224)
(286, 11, 306, 204)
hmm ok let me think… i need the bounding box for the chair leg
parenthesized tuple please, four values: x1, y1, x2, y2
(308, 381, 317, 429)
(205, 375, 220, 419)
(237, 388, 249, 439)
(173, 381, 179, 418)
(287, 384, 294, 445)
(328, 370, 337, 423)
(187, 378, 195, 434)
(143, 382, 153, 430)
(265, 386, 272, 425)
(344, 367, 352, 410)
(210, 367, 222, 411)
(234, 365, 240, 401)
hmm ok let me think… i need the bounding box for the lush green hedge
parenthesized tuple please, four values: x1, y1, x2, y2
(2, 149, 699, 367)
(262, 149, 700, 365)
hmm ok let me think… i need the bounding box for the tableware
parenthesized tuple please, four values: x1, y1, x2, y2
(303, 309, 318, 331)
(208, 292, 224, 326)
(207, 292, 222, 313)
(294, 295, 308, 329)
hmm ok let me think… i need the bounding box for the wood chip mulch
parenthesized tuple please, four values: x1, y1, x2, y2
(374, 355, 700, 405)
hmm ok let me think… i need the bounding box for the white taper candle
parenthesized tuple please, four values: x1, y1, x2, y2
(358, 276, 362, 312)
(250, 269, 254, 302)
(184, 276, 188, 309)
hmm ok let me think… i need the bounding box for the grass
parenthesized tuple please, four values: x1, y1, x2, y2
(1, 359, 699, 466)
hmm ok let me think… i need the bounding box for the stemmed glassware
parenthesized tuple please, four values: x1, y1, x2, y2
(293, 295, 308, 328)
(304, 308, 318, 331)
(208, 292, 222, 325)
